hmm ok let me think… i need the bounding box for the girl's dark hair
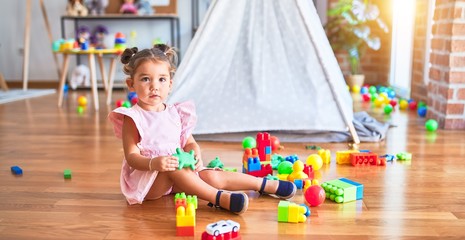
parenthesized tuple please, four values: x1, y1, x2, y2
(120, 44, 178, 78)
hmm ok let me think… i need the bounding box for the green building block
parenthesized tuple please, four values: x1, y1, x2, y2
(172, 148, 198, 170)
(321, 179, 357, 203)
(174, 192, 187, 204)
(64, 169, 72, 179)
(187, 195, 198, 209)
(223, 167, 237, 172)
(206, 157, 224, 169)
(278, 200, 290, 222)
(396, 152, 412, 161)
(271, 154, 285, 170)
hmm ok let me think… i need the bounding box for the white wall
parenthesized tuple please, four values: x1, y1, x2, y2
(0, 1, 194, 83)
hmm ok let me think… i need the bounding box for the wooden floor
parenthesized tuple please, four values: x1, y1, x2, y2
(1, 90, 465, 240)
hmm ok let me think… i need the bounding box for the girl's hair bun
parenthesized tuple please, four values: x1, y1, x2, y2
(121, 47, 138, 64)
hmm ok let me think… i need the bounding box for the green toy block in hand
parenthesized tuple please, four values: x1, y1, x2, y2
(172, 148, 198, 170)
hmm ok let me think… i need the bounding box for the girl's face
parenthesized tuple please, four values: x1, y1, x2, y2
(126, 60, 172, 112)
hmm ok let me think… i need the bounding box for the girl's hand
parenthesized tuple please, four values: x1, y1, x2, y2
(152, 156, 179, 172)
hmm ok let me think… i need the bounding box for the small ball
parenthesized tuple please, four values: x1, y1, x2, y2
(270, 136, 281, 152)
(77, 96, 87, 106)
(127, 92, 137, 101)
(122, 100, 132, 108)
(399, 99, 409, 110)
(425, 119, 438, 132)
(242, 136, 256, 149)
(116, 99, 125, 108)
(306, 154, 323, 171)
(352, 85, 360, 93)
(304, 185, 326, 207)
(417, 106, 427, 117)
(409, 101, 417, 110)
(277, 161, 293, 175)
(369, 86, 377, 94)
(384, 104, 393, 115)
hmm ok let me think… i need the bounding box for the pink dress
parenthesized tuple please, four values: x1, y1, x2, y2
(108, 101, 197, 204)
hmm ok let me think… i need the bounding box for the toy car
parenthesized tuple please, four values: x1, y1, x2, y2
(205, 220, 240, 236)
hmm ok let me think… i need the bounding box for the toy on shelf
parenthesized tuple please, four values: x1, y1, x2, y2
(201, 220, 240, 240)
(91, 25, 109, 49)
(277, 200, 307, 223)
(11, 166, 23, 175)
(172, 148, 198, 170)
(76, 25, 91, 50)
(175, 193, 197, 236)
(86, 0, 108, 15)
(137, 0, 154, 15)
(69, 65, 90, 90)
(114, 32, 127, 50)
(66, 0, 88, 16)
(304, 185, 325, 207)
(120, 0, 138, 14)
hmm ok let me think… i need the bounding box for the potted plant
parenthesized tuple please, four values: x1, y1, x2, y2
(325, 0, 389, 88)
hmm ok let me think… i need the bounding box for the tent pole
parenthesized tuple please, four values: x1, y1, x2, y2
(296, 0, 360, 144)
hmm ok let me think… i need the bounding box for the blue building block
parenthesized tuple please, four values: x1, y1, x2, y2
(285, 155, 299, 164)
(294, 179, 303, 189)
(265, 146, 272, 154)
(339, 178, 364, 200)
(11, 166, 23, 175)
(247, 157, 261, 172)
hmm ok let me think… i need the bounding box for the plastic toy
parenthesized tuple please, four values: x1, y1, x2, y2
(321, 179, 357, 203)
(176, 203, 196, 236)
(202, 220, 240, 239)
(305, 145, 321, 150)
(223, 167, 237, 172)
(306, 154, 323, 171)
(90, 25, 109, 49)
(114, 32, 127, 50)
(318, 149, 331, 164)
(64, 169, 72, 179)
(350, 153, 384, 166)
(77, 106, 85, 114)
(339, 178, 364, 200)
(408, 100, 418, 110)
(11, 166, 23, 175)
(287, 160, 308, 182)
(425, 119, 438, 131)
(352, 84, 360, 93)
(172, 148, 198, 170)
(206, 157, 224, 169)
(86, 0, 108, 15)
(360, 86, 368, 94)
(285, 154, 299, 164)
(417, 106, 427, 117)
(270, 135, 281, 152)
(368, 86, 377, 94)
(242, 136, 256, 149)
(77, 96, 87, 106)
(304, 185, 325, 207)
(336, 150, 359, 164)
(66, 0, 88, 16)
(256, 132, 272, 162)
(122, 100, 131, 108)
(384, 104, 393, 115)
(300, 204, 311, 217)
(277, 161, 293, 175)
(270, 153, 285, 170)
(396, 152, 412, 161)
(277, 200, 307, 223)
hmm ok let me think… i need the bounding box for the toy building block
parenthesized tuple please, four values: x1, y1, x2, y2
(172, 148, 198, 170)
(242, 148, 258, 169)
(350, 152, 380, 166)
(294, 179, 303, 189)
(176, 203, 196, 236)
(305, 145, 321, 150)
(247, 157, 261, 172)
(207, 157, 224, 169)
(396, 152, 412, 161)
(278, 200, 307, 223)
(359, 149, 371, 153)
(201, 220, 241, 240)
(256, 132, 272, 162)
(223, 167, 237, 172)
(318, 149, 331, 164)
(380, 154, 395, 162)
(339, 178, 364, 200)
(303, 164, 314, 180)
(321, 179, 357, 203)
(336, 150, 360, 164)
(266, 174, 279, 181)
(11, 166, 23, 175)
(247, 164, 272, 177)
(285, 154, 299, 164)
(175, 192, 198, 209)
(64, 169, 72, 179)
(271, 154, 285, 170)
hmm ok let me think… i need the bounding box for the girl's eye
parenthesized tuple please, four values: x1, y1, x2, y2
(159, 78, 167, 83)
(141, 77, 150, 82)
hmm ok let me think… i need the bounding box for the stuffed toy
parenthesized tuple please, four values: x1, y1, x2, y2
(85, 0, 108, 15)
(66, 0, 88, 16)
(137, 0, 154, 15)
(120, 0, 138, 14)
(91, 25, 109, 49)
(69, 65, 90, 90)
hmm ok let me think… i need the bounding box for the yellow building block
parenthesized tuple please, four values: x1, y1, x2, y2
(176, 203, 196, 227)
(318, 149, 331, 164)
(336, 150, 359, 164)
(287, 203, 307, 223)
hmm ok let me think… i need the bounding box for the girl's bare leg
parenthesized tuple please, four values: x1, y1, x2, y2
(146, 169, 241, 211)
(198, 170, 279, 193)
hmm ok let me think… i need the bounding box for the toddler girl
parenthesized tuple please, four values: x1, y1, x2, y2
(108, 44, 296, 214)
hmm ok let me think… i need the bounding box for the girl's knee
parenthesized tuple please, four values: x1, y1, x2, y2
(199, 169, 225, 188)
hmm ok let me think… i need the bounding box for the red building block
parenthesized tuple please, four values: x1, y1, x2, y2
(350, 153, 380, 166)
(256, 132, 271, 162)
(201, 231, 241, 240)
(247, 164, 272, 177)
(177, 226, 194, 236)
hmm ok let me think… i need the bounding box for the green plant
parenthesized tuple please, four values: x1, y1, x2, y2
(325, 0, 389, 75)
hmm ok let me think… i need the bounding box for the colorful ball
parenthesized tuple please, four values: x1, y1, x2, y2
(306, 154, 323, 171)
(116, 99, 125, 108)
(242, 136, 256, 149)
(425, 119, 438, 131)
(277, 161, 293, 175)
(384, 104, 393, 115)
(122, 100, 132, 108)
(389, 99, 397, 107)
(127, 92, 138, 101)
(362, 94, 371, 102)
(399, 99, 409, 110)
(77, 106, 84, 114)
(304, 185, 326, 207)
(360, 86, 369, 94)
(77, 96, 87, 106)
(417, 106, 427, 117)
(374, 96, 384, 108)
(369, 86, 377, 94)
(409, 101, 418, 110)
(130, 97, 138, 105)
(352, 85, 360, 93)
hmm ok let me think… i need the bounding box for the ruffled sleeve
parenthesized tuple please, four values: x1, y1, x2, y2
(108, 107, 136, 139)
(174, 101, 197, 147)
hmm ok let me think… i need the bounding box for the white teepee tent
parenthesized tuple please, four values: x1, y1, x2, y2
(168, 0, 360, 143)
